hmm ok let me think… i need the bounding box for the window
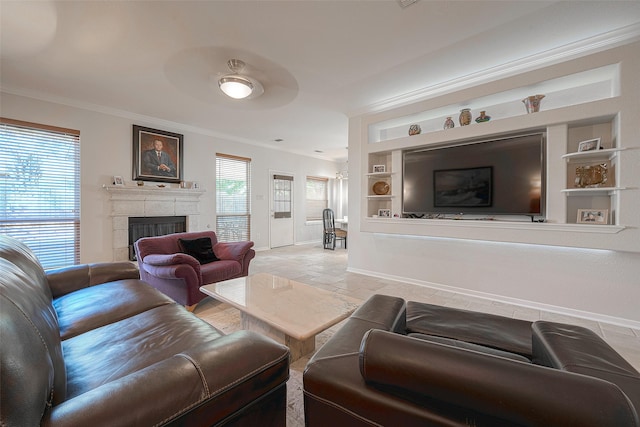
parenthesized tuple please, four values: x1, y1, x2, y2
(273, 175, 292, 219)
(0, 118, 80, 269)
(306, 176, 328, 221)
(216, 153, 251, 242)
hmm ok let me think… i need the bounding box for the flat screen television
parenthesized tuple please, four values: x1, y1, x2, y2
(403, 132, 545, 218)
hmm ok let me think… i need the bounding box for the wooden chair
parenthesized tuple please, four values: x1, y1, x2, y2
(323, 208, 347, 250)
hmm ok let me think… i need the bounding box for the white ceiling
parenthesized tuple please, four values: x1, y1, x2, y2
(2, 1, 639, 162)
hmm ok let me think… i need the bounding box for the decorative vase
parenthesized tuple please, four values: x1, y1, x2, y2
(522, 95, 545, 113)
(443, 117, 455, 129)
(475, 111, 491, 123)
(408, 124, 421, 136)
(459, 109, 471, 126)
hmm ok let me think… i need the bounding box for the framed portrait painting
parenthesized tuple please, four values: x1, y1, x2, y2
(132, 125, 183, 183)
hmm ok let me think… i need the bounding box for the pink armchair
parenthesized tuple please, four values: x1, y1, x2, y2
(134, 231, 255, 309)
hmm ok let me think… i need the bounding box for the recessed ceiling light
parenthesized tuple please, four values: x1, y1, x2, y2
(315, 150, 323, 153)
(274, 138, 284, 142)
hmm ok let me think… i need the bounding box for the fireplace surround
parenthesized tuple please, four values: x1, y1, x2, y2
(105, 186, 205, 261)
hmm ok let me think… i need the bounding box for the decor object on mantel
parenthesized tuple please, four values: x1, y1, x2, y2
(522, 94, 545, 113)
(459, 108, 472, 126)
(408, 124, 421, 136)
(443, 117, 455, 129)
(475, 111, 491, 123)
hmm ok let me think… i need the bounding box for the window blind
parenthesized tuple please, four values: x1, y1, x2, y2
(0, 118, 80, 269)
(216, 153, 251, 242)
(306, 176, 328, 221)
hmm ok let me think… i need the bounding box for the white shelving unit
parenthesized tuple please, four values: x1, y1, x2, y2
(561, 143, 630, 224)
(359, 60, 637, 250)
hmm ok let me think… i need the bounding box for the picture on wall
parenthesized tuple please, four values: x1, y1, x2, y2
(132, 125, 183, 183)
(434, 166, 492, 207)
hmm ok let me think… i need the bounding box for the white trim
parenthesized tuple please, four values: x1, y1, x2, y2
(351, 23, 640, 116)
(347, 266, 640, 330)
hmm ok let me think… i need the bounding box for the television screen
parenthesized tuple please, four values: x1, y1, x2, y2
(403, 133, 545, 217)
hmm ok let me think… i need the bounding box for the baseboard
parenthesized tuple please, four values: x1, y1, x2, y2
(347, 267, 640, 330)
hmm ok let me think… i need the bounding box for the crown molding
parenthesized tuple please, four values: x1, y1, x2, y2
(0, 85, 341, 163)
(353, 23, 640, 117)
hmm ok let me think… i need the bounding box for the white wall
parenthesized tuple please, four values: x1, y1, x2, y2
(0, 92, 339, 260)
(348, 42, 640, 327)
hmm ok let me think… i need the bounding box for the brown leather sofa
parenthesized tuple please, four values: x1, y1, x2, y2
(134, 231, 255, 308)
(1, 235, 289, 426)
(303, 294, 640, 426)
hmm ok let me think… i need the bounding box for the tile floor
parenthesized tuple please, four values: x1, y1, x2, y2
(194, 243, 640, 427)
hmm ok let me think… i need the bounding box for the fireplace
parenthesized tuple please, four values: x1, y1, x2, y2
(105, 185, 205, 261)
(128, 216, 186, 260)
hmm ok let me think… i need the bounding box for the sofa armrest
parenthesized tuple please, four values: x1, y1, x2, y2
(359, 329, 639, 427)
(143, 253, 199, 268)
(213, 241, 254, 262)
(47, 262, 140, 298)
(44, 331, 289, 427)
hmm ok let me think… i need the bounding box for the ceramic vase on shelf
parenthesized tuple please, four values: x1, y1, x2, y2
(475, 111, 491, 123)
(408, 124, 421, 136)
(443, 117, 455, 129)
(459, 109, 472, 126)
(522, 95, 545, 113)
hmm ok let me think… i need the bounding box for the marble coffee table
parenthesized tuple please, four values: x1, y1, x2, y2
(200, 273, 360, 361)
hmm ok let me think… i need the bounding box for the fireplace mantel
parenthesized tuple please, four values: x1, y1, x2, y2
(104, 185, 206, 261)
(104, 185, 205, 198)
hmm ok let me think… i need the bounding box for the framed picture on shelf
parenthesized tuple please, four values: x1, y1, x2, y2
(372, 165, 386, 173)
(577, 137, 601, 152)
(378, 209, 391, 218)
(133, 125, 184, 184)
(113, 175, 124, 186)
(577, 209, 608, 224)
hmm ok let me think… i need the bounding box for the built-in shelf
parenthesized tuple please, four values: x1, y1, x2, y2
(368, 64, 619, 144)
(363, 217, 626, 233)
(367, 195, 394, 199)
(562, 147, 626, 161)
(366, 172, 393, 178)
(561, 187, 627, 195)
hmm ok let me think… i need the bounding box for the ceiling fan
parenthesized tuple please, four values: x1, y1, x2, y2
(217, 59, 264, 100)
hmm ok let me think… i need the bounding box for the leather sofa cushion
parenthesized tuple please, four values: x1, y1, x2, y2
(406, 301, 533, 357)
(533, 321, 640, 410)
(408, 333, 530, 363)
(358, 329, 639, 427)
(54, 279, 175, 340)
(63, 304, 225, 399)
(1, 252, 67, 408)
(308, 294, 405, 364)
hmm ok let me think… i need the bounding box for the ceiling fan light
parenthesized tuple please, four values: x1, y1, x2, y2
(219, 75, 254, 99)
